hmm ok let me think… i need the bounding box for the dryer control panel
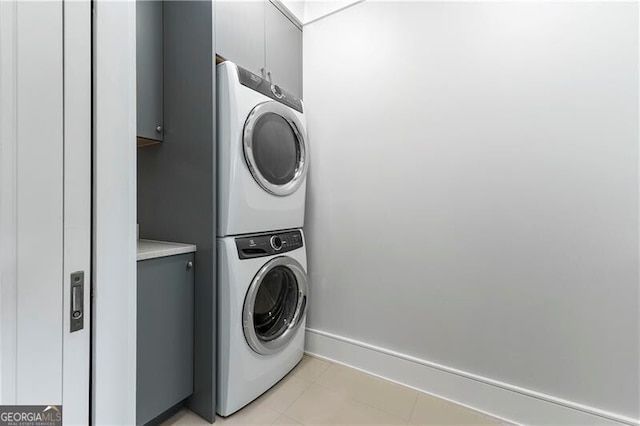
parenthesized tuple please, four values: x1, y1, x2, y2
(236, 65, 303, 113)
(236, 230, 304, 259)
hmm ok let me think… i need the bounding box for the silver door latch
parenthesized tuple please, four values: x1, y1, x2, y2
(70, 271, 84, 332)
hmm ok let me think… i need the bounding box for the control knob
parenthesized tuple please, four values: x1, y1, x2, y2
(271, 84, 284, 99)
(270, 236, 283, 251)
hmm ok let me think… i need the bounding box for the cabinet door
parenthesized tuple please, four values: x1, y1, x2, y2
(137, 253, 194, 425)
(136, 0, 164, 141)
(215, 1, 265, 77)
(265, 1, 302, 98)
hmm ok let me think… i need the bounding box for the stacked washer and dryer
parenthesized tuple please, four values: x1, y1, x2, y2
(216, 62, 310, 417)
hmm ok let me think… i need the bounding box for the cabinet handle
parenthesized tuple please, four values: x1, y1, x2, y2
(186, 261, 193, 271)
(267, 70, 272, 82)
(155, 125, 163, 133)
(260, 67, 266, 78)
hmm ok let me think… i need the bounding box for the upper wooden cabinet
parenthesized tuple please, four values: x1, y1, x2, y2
(215, 0, 303, 98)
(136, 0, 164, 142)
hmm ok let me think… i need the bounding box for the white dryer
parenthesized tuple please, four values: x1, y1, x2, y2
(217, 61, 309, 237)
(217, 229, 308, 416)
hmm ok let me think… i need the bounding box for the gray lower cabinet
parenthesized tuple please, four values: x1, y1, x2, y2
(137, 253, 194, 425)
(265, 1, 302, 98)
(136, 0, 164, 141)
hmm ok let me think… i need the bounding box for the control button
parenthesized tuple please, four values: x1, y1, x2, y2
(270, 236, 283, 251)
(271, 84, 284, 99)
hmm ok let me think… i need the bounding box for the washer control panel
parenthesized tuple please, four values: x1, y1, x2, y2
(236, 230, 303, 259)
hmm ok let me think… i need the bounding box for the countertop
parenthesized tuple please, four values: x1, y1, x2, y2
(137, 239, 197, 261)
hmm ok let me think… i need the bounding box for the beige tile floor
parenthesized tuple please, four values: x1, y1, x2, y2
(162, 356, 505, 426)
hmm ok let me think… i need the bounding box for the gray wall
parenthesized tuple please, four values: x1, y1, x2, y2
(303, 2, 639, 419)
(137, 1, 216, 421)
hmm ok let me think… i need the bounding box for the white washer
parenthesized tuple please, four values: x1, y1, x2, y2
(217, 229, 308, 416)
(217, 61, 309, 237)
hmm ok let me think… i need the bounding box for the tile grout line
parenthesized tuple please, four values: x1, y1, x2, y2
(406, 391, 420, 425)
(276, 357, 333, 424)
(271, 383, 306, 425)
(307, 352, 507, 425)
(310, 380, 413, 425)
(279, 383, 312, 425)
(275, 377, 313, 419)
(312, 362, 419, 423)
(293, 357, 334, 424)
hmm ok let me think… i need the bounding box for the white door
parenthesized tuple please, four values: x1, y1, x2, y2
(0, 1, 91, 424)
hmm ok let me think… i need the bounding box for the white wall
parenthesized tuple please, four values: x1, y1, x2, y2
(304, 2, 639, 423)
(93, 1, 137, 424)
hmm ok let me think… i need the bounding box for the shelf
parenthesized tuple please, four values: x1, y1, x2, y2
(137, 137, 161, 148)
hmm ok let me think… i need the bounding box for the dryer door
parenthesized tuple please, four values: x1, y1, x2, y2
(243, 101, 308, 196)
(243, 256, 308, 355)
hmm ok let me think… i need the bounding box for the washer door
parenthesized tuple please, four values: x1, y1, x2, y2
(243, 101, 308, 196)
(243, 257, 308, 355)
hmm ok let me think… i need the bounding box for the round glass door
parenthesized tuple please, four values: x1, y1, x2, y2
(243, 102, 308, 196)
(243, 257, 308, 355)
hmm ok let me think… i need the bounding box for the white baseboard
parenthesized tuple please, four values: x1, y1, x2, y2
(305, 328, 638, 426)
